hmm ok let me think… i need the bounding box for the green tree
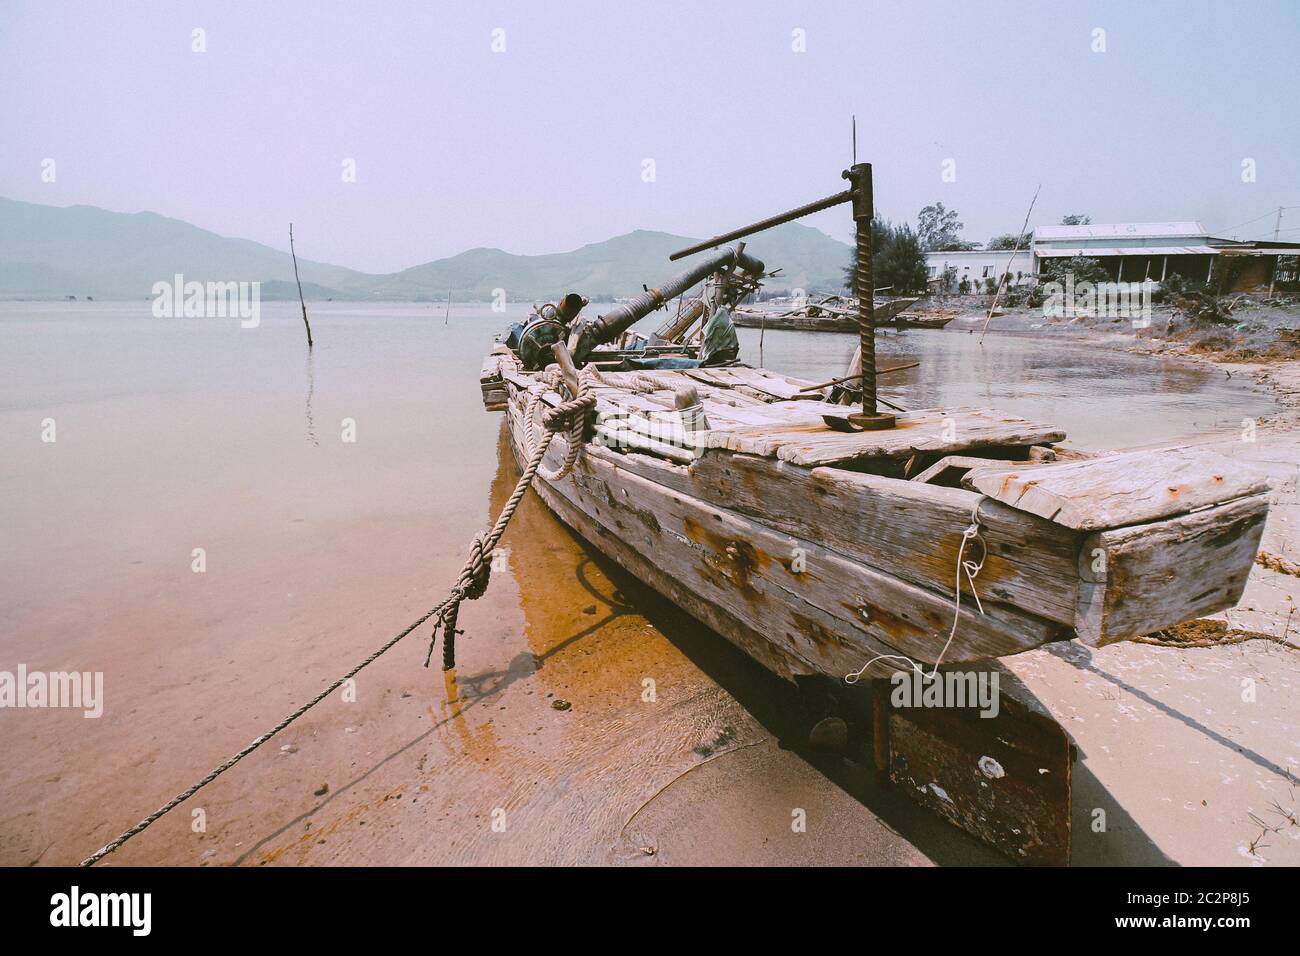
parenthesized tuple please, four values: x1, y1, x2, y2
(1060, 214, 1092, 226)
(918, 202, 977, 251)
(843, 220, 929, 295)
(987, 232, 1032, 251)
(877, 224, 929, 294)
(1039, 255, 1107, 286)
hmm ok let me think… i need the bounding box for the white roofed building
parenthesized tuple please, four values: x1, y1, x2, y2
(923, 248, 1035, 291)
(924, 220, 1300, 292)
(1031, 221, 1217, 283)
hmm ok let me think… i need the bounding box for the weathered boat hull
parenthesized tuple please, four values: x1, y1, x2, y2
(486, 354, 1269, 684)
(509, 436, 1050, 680)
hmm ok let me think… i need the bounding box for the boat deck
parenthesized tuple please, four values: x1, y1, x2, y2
(488, 348, 1066, 469)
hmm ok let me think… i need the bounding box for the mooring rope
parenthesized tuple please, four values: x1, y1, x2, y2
(845, 499, 987, 685)
(523, 367, 592, 482)
(423, 366, 596, 671)
(425, 368, 595, 668)
(79, 600, 446, 867)
(81, 367, 597, 867)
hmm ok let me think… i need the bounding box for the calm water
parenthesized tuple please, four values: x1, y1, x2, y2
(0, 300, 1279, 865)
(739, 325, 1276, 450)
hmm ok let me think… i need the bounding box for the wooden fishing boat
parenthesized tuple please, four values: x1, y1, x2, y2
(893, 310, 956, 330)
(479, 253, 1268, 685)
(892, 311, 954, 330)
(481, 356, 1268, 682)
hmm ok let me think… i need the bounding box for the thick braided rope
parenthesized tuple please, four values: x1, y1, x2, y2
(428, 368, 597, 669)
(525, 392, 582, 481)
(426, 430, 554, 669)
(80, 598, 450, 867)
(589, 367, 665, 395)
(523, 367, 597, 482)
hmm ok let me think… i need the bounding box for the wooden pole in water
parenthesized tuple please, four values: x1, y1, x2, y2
(980, 184, 1039, 346)
(289, 223, 313, 349)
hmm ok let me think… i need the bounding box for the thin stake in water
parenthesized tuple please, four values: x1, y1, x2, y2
(289, 222, 314, 349)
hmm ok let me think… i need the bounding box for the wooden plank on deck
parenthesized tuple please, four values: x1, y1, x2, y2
(703, 406, 1065, 466)
(965, 446, 1270, 530)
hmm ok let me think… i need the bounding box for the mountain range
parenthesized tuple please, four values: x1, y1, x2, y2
(0, 197, 852, 301)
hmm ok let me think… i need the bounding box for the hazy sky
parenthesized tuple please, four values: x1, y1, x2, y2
(3, 0, 1298, 273)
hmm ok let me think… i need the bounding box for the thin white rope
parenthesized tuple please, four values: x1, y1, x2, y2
(845, 499, 987, 685)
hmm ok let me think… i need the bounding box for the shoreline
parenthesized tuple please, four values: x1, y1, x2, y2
(955, 302, 1300, 435)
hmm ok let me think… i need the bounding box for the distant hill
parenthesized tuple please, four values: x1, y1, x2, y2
(0, 198, 369, 299)
(370, 226, 851, 300)
(0, 197, 851, 301)
(257, 279, 352, 301)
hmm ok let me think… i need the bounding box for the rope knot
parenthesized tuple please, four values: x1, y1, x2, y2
(431, 364, 600, 673)
(463, 532, 492, 600)
(541, 389, 597, 431)
(425, 533, 494, 670)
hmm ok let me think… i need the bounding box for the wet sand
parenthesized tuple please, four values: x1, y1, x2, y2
(1003, 429, 1300, 866)
(940, 305, 1300, 864)
(2, 422, 1000, 866)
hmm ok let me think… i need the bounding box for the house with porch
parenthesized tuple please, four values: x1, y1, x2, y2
(925, 220, 1299, 293)
(1031, 221, 1215, 283)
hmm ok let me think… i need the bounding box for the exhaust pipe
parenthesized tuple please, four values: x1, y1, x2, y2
(570, 245, 764, 363)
